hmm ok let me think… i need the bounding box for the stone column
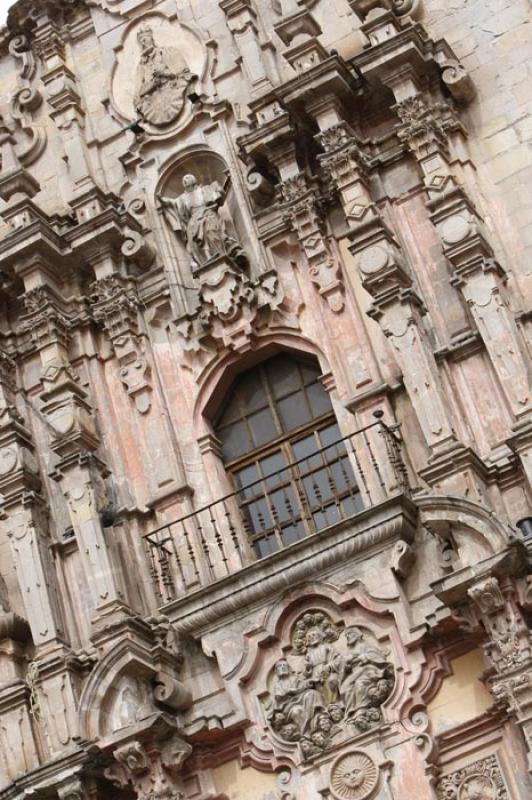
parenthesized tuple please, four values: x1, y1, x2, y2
(395, 96, 532, 425)
(314, 108, 458, 459)
(17, 272, 129, 630)
(468, 576, 532, 773)
(275, 140, 345, 313)
(0, 350, 66, 652)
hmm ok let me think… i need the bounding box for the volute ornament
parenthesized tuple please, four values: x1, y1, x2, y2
(266, 613, 394, 759)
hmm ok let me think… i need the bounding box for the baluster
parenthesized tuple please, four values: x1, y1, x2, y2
(182, 519, 201, 586)
(363, 428, 385, 497)
(146, 538, 162, 602)
(223, 499, 243, 563)
(210, 503, 229, 573)
(169, 522, 186, 588)
(348, 434, 371, 505)
(197, 509, 215, 580)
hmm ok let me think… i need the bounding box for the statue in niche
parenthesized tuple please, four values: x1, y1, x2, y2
(159, 173, 248, 271)
(266, 612, 395, 759)
(134, 25, 195, 126)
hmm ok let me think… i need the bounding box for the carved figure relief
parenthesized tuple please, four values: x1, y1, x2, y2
(330, 751, 379, 800)
(134, 26, 195, 126)
(265, 613, 394, 759)
(159, 174, 248, 270)
(437, 755, 508, 800)
(111, 16, 205, 131)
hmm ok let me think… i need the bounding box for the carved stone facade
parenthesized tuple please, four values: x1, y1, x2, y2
(0, 1, 530, 800)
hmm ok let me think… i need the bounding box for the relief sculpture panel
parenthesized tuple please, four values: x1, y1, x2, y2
(265, 612, 395, 759)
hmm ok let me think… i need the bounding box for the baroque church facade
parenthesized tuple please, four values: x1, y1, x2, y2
(0, 0, 531, 797)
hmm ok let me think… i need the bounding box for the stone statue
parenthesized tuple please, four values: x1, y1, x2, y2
(266, 613, 395, 758)
(336, 627, 395, 731)
(134, 26, 194, 126)
(159, 174, 248, 271)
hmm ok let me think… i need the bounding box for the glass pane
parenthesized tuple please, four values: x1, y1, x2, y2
(330, 457, 357, 493)
(254, 536, 280, 558)
(239, 372, 268, 413)
(299, 361, 321, 386)
(319, 422, 343, 454)
(259, 451, 289, 489)
(278, 390, 311, 432)
(302, 469, 334, 506)
(248, 407, 278, 448)
(266, 357, 301, 398)
(292, 433, 323, 471)
(340, 493, 364, 517)
(307, 380, 333, 418)
(245, 497, 273, 534)
(313, 504, 341, 530)
(220, 421, 252, 461)
(282, 523, 307, 546)
(234, 463, 260, 498)
(270, 486, 300, 524)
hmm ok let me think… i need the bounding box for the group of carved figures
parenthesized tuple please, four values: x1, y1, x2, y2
(268, 614, 395, 758)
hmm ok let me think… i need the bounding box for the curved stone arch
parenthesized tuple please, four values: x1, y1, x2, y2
(156, 144, 229, 199)
(78, 638, 158, 743)
(417, 494, 513, 561)
(193, 331, 331, 436)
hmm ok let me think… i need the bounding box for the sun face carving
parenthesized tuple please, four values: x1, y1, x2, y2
(330, 751, 379, 800)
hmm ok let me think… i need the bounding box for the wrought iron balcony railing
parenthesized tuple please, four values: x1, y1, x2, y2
(144, 417, 410, 603)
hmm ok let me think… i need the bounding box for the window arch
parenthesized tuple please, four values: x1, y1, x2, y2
(215, 354, 362, 557)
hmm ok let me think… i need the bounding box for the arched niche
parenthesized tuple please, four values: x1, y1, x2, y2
(156, 146, 252, 290)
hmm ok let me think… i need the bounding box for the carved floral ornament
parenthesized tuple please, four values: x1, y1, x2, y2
(436, 754, 508, 800)
(265, 612, 395, 760)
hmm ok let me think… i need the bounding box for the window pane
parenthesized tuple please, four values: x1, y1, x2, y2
(245, 497, 273, 534)
(282, 523, 306, 546)
(234, 464, 260, 498)
(259, 451, 289, 489)
(307, 380, 333, 418)
(313, 504, 341, 530)
(330, 457, 357, 493)
(300, 361, 321, 385)
(254, 536, 280, 558)
(292, 433, 322, 471)
(220, 421, 252, 461)
(270, 486, 300, 524)
(278, 390, 311, 432)
(302, 469, 334, 506)
(248, 407, 278, 448)
(266, 357, 301, 398)
(239, 372, 268, 413)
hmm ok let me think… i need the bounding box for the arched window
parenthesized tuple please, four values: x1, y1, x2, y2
(215, 354, 362, 557)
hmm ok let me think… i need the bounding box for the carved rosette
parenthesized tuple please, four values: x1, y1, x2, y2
(436, 754, 508, 799)
(266, 612, 395, 759)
